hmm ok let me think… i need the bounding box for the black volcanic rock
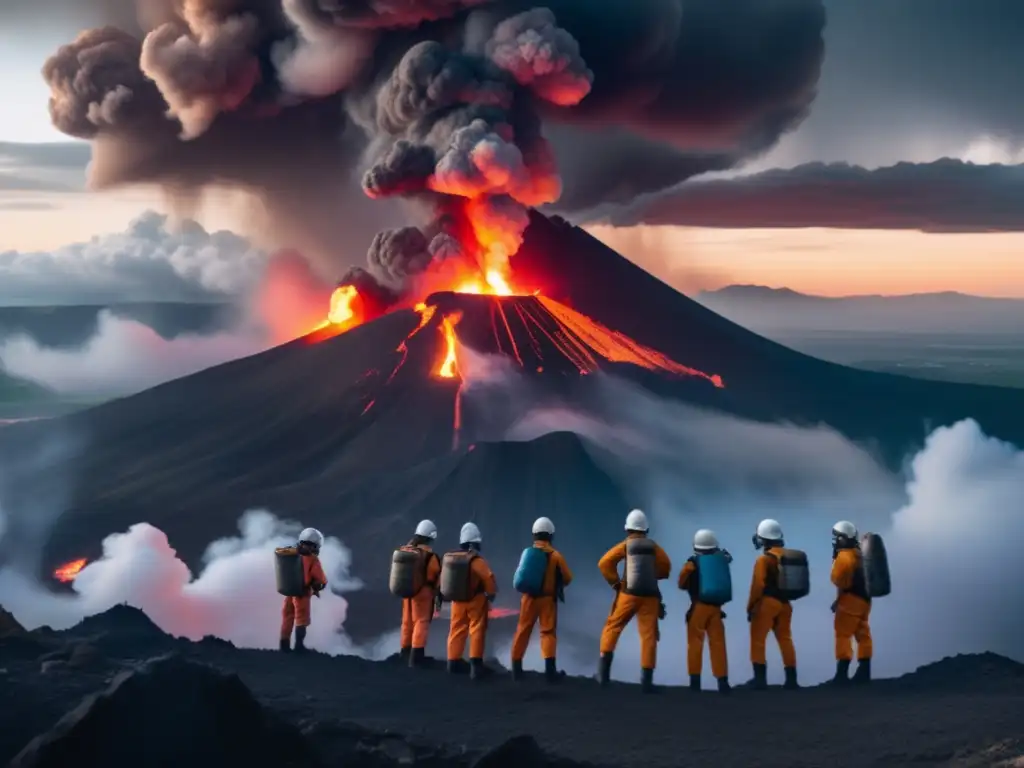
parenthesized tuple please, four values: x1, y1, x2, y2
(10, 653, 312, 768)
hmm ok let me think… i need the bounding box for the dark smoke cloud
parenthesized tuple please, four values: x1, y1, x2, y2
(593, 159, 1024, 232)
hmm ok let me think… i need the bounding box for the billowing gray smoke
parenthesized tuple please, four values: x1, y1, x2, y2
(43, 0, 826, 299)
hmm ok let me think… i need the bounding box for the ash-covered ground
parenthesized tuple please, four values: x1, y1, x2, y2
(1, 604, 1021, 768)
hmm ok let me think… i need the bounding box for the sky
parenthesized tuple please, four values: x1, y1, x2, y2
(1, 0, 1023, 299)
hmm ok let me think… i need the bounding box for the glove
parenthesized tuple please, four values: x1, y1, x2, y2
(830, 600, 837, 614)
(658, 602, 667, 620)
(685, 606, 694, 624)
(434, 594, 443, 613)
(485, 593, 496, 603)
(613, 581, 622, 592)
(747, 612, 752, 623)
(721, 611, 727, 620)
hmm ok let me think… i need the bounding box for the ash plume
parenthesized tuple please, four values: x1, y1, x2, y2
(42, 0, 826, 301)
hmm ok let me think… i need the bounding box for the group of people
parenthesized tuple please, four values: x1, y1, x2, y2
(278, 510, 881, 693)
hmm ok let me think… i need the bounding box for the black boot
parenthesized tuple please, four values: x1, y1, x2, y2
(598, 652, 613, 687)
(544, 657, 560, 684)
(409, 647, 425, 668)
(783, 666, 799, 689)
(469, 657, 487, 680)
(831, 659, 851, 686)
(852, 658, 871, 685)
(294, 626, 307, 654)
(640, 668, 658, 693)
(399, 646, 411, 664)
(689, 674, 701, 692)
(279, 637, 290, 653)
(510, 659, 523, 681)
(717, 677, 731, 694)
(750, 662, 768, 690)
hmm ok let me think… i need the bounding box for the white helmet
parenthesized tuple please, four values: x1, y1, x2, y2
(756, 519, 784, 542)
(693, 529, 719, 552)
(625, 509, 649, 532)
(415, 519, 438, 539)
(832, 520, 857, 540)
(532, 517, 555, 535)
(298, 528, 324, 550)
(459, 522, 482, 545)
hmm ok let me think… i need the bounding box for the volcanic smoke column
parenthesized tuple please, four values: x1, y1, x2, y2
(350, 7, 594, 295)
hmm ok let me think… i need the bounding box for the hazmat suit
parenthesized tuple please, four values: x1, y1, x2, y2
(830, 520, 873, 684)
(280, 528, 327, 653)
(678, 529, 731, 693)
(747, 519, 798, 689)
(598, 509, 671, 692)
(446, 522, 498, 679)
(510, 517, 573, 683)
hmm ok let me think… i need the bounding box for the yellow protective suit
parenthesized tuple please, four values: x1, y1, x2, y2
(831, 548, 873, 661)
(598, 533, 671, 670)
(678, 559, 728, 678)
(746, 547, 796, 667)
(510, 542, 573, 661)
(280, 553, 327, 640)
(447, 554, 498, 660)
(400, 545, 442, 650)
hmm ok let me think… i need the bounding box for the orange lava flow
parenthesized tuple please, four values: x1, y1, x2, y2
(308, 284, 364, 342)
(438, 312, 462, 378)
(53, 558, 87, 583)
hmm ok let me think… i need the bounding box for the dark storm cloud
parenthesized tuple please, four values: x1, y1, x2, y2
(595, 159, 1024, 232)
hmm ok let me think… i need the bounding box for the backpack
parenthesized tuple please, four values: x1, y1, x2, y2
(440, 551, 477, 602)
(389, 546, 428, 599)
(859, 533, 891, 598)
(513, 547, 551, 596)
(769, 548, 810, 601)
(274, 547, 305, 597)
(694, 552, 732, 606)
(623, 537, 659, 597)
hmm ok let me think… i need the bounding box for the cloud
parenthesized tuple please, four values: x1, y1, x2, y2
(0, 142, 90, 196)
(0, 210, 267, 306)
(591, 159, 1024, 232)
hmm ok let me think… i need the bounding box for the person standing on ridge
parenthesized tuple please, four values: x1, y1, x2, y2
(509, 517, 574, 684)
(678, 529, 733, 694)
(747, 518, 803, 690)
(830, 520, 873, 685)
(443, 522, 498, 680)
(597, 508, 671, 693)
(397, 520, 442, 668)
(280, 528, 327, 654)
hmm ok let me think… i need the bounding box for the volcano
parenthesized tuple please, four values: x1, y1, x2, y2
(2, 211, 1023, 640)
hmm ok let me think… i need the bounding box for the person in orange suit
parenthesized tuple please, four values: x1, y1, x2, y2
(446, 521, 498, 680)
(597, 508, 671, 693)
(280, 527, 328, 653)
(678, 528, 732, 694)
(747, 518, 798, 689)
(829, 520, 873, 685)
(400, 519, 442, 668)
(510, 516, 574, 684)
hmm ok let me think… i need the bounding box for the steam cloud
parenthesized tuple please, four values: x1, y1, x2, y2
(42, 0, 826, 299)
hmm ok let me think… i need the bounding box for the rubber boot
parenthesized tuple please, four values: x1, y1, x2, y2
(717, 677, 731, 694)
(510, 659, 524, 681)
(852, 658, 871, 685)
(293, 626, 307, 654)
(409, 648, 425, 668)
(831, 659, 851, 686)
(783, 666, 799, 689)
(446, 659, 459, 674)
(598, 652, 613, 687)
(469, 657, 486, 680)
(279, 637, 290, 653)
(751, 663, 768, 690)
(544, 657, 560, 684)
(399, 646, 411, 664)
(689, 674, 701, 692)
(640, 667, 658, 694)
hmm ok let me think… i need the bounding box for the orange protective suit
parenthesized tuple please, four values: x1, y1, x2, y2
(747, 548, 796, 667)
(280, 553, 327, 640)
(447, 554, 498, 660)
(400, 545, 442, 650)
(510, 542, 573, 661)
(831, 548, 873, 661)
(678, 559, 728, 678)
(598, 534, 671, 669)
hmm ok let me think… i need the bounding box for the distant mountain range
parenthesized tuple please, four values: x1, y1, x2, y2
(696, 286, 1024, 333)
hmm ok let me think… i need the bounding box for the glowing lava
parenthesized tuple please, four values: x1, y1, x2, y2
(438, 312, 463, 378)
(453, 269, 514, 296)
(328, 284, 359, 326)
(53, 558, 87, 583)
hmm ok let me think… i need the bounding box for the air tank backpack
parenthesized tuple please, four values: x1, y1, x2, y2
(274, 547, 305, 597)
(440, 551, 477, 602)
(513, 547, 551, 596)
(770, 549, 810, 601)
(623, 538, 660, 597)
(389, 546, 428, 599)
(859, 532, 891, 598)
(694, 552, 733, 606)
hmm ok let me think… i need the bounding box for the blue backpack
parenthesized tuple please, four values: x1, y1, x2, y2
(695, 552, 732, 606)
(513, 547, 551, 596)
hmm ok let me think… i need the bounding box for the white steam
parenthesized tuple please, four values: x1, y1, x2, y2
(0, 509, 391, 657)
